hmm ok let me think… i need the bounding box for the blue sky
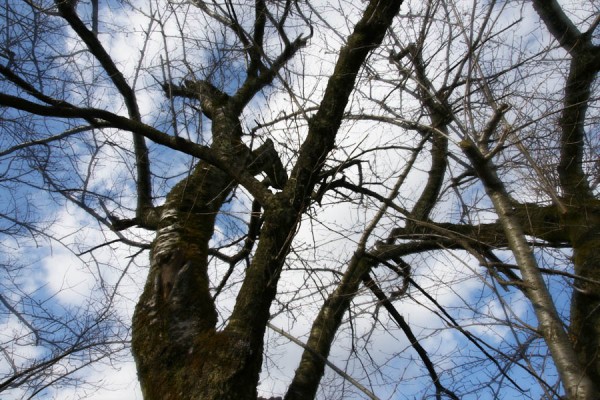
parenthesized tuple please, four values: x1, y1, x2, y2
(1, 0, 598, 398)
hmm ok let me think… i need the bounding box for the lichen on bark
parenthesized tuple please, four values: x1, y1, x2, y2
(132, 160, 233, 399)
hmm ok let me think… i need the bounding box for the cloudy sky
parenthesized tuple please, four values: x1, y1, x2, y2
(1, 0, 598, 398)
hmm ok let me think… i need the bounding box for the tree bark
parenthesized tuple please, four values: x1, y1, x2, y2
(556, 44, 600, 389)
(568, 203, 600, 387)
(460, 139, 598, 400)
(132, 1, 405, 398)
(531, 0, 600, 388)
(131, 160, 235, 400)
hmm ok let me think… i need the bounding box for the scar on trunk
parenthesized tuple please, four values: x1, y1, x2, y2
(159, 249, 188, 300)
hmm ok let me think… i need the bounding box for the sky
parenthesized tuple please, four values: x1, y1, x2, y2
(1, 0, 598, 398)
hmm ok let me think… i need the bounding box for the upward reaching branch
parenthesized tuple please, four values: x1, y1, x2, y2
(3, 0, 599, 398)
(460, 136, 598, 400)
(531, 2, 600, 385)
(530, 0, 600, 197)
(530, 0, 583, 52)
(55, 0, 153, 215)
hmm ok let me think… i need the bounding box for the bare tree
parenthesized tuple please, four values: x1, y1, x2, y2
(1, 0, 599, 399)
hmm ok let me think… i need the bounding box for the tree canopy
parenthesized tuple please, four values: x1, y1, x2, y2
(1, 0, 599, 399)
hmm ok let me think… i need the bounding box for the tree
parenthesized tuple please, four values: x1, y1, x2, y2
(0, 0, 599, 399)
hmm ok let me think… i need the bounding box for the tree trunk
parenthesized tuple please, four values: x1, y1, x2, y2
(460, 139, 598, 399)
(131, 1, 405, 398)
(131, 160, 237, 399)
(566, 201, 600, 386)
(531, 1, 600, 386)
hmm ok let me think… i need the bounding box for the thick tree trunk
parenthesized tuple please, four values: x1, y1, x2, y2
(567, 202, 600, 385)
(131, 161, 236, 399)
(556, 50, 600, 388)
(131, 161, 300, 400)
(131, 1, 404, 398)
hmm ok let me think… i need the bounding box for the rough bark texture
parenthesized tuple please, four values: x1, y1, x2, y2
(130, 77, 287, 398)
(4, 0, 597, 398)
(131, 1, 405, 399)
(531, 0, 600, 390)
(131, 161, 234, 400)
(568, 201, 600, 387)
(558, 51, 600, 391)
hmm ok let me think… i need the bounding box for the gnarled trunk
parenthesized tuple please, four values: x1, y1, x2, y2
(131, 161, 236, 399)
(131, 1, 405, 398)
